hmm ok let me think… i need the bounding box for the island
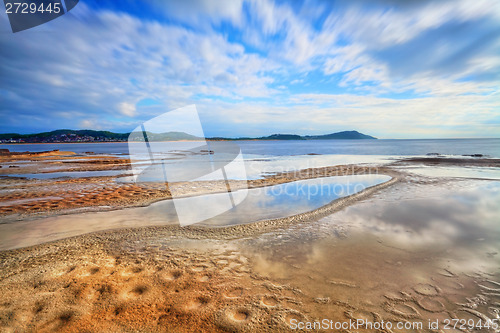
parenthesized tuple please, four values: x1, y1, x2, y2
(0, 129, 376, 143)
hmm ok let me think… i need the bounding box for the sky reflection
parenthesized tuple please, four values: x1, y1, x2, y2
(327, 180, 500, 246)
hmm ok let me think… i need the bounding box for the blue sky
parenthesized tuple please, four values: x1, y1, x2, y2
(0, 0, 499, 138)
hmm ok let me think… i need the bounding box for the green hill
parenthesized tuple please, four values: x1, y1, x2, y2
(304, 130, 376, 140)
(128, 131, 202, 141)
(0, 129, 377, 143)
(259, 134, 305, 140)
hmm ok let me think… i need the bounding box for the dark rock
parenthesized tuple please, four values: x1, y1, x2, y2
(462, 154, 483, 157)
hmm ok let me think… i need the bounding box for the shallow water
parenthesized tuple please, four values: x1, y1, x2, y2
(3, 169, 130, 179)
(236, 178, 500, 330)
(331, 180, 500, 246)
(117, 154, 392, 182)
(1, 138, 499, 157)
(0, 196, 64, 207)
(112, 176, 500, 331)
(244, 179, 500, 272)
(198, 174, 390, 226)
(0, 174, 389, 250)
(403, 165, 500, 180)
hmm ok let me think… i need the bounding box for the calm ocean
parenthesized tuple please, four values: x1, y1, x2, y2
(1, 139, 499, 158)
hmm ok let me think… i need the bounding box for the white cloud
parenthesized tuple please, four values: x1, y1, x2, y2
(1, 0, 499, 138)
(241, 0, 500, 95)
(0, 3, 280, 130)
(79, 119, 102, 130)
(118, 102, 136, 117)
(330, 0, 500, 49)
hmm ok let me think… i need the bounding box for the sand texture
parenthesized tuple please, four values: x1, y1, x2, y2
(1, 152, 499, 332)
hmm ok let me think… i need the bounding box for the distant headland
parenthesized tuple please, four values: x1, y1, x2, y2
(0, 129, 376, 143)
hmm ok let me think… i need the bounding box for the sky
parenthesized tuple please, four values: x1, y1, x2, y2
(0, 0, 499, 139)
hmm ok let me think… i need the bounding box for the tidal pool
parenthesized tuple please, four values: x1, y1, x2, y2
(4, 169, 130, 179)
(403, 165, 500, 180)
(197, 174, 390, 226)
(236, 179, 500, 329)
(111, 176, 500, 331)
(0, 174, 390, 250)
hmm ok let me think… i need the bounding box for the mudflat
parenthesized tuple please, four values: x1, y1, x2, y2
(1, 151, 499, 332)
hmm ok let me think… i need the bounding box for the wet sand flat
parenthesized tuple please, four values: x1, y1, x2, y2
(0, 174, 394, 251)
(0, 152, 499, 332)
(0, 151, 388, 221)
(1, 177, 499, 332)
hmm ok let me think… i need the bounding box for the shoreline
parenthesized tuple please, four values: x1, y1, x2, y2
(0, 149, 395, 222)
(0, 142, 128, 145)
(0, 174, 398, 252)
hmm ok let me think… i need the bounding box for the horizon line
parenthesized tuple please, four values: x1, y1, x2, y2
(0, 128, 499, 141)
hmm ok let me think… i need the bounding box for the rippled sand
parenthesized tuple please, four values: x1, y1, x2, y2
(1, 152, 500, 332)
(1, 172, 500, 332)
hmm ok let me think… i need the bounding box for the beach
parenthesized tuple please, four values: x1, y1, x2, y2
(1, 148, 499, 332)
(2, 0, 499, 329)
(2, 0, 499, 330)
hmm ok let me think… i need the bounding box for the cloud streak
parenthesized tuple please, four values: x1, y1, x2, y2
(0, 0, 499, 138)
